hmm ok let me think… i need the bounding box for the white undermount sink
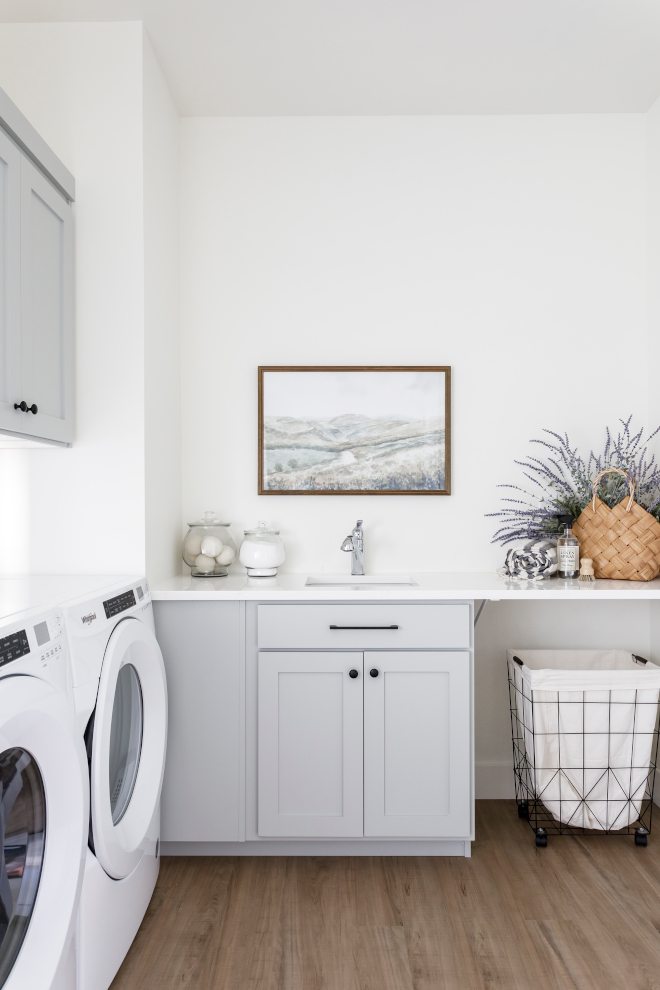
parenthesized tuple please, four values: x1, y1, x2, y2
(305, 574, 418, 587)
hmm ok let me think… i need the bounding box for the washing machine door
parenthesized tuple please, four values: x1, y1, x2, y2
(0, 676, 87, 990)
(90, 618, 167, 880)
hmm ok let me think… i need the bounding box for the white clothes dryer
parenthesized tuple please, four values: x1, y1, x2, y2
(63, 580, 167, 990)
(0, 604, 88, 990)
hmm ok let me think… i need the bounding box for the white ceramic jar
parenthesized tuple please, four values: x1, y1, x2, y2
(239, 521, 285, 576)
(183, 511, 237, 577)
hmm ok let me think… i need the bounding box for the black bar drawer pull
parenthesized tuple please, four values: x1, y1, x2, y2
(329, 624, 399, 630)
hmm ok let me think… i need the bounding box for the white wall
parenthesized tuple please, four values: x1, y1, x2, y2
(143, 34, 181, 582)
(649, 97, 660, 431)
(0, 23, 181, 577)
(0, 22, 145, 574)
(647, 96, 660, 677)
(180, 114, 648, 574)
(0, 33, 653, 797)
(180, 113, 652, 797)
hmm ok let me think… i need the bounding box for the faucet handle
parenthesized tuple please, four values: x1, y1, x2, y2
(355, 519, 363, 529)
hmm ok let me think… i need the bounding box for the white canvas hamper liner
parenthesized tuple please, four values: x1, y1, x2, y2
(508, 649, 660, 830)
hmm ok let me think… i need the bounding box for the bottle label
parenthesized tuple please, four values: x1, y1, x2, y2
(558, 546, 579, 570)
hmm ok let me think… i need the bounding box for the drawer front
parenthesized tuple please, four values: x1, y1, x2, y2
(257, 603, 470, 650)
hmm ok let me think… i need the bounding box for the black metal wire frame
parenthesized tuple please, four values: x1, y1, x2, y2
(507, 658, 660, 838)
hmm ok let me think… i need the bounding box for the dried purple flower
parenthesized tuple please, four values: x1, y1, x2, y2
(488, 417, 660, 545)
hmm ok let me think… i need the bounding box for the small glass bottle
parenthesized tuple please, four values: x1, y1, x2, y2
(557, 520, 579, 578)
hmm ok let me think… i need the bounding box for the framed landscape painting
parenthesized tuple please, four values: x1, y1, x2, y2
(258, 366, 451, 495)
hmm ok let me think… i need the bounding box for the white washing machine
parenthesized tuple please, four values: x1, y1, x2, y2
(63, 579, 167, 990)
(0, 602, 87, 990)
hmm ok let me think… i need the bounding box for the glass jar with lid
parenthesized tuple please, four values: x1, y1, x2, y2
(183, 511, 237, 577)
(239, 521, 285, 576)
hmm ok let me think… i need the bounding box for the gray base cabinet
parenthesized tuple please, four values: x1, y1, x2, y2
(155, 598, 474, 852)
(154, 600, 242, 842)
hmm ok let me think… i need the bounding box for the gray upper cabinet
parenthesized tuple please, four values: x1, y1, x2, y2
(18, 156, 73, 444)
(0, 129, 21, 434)
(0, 89, 74, 447)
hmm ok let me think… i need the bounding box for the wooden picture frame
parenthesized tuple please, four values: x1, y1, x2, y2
(258, 366, 451, 495)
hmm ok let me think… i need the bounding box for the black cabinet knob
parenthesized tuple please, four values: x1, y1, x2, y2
(349, 669, 358, 679)
(370, 668, 379, 677)
(14, 401, 37, 414)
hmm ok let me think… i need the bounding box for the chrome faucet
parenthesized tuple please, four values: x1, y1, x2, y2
(341, 519, 365, 576)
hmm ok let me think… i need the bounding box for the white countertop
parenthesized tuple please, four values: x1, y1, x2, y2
(150, 572, 660, 601)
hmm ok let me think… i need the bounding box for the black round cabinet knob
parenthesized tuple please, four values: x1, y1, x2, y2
(14, 401, 37, 414)
(370, 668, 379, 677)
(349, 669, 358, 679)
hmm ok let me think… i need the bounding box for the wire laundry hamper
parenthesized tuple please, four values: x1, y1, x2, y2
(507, 649, 660, 847)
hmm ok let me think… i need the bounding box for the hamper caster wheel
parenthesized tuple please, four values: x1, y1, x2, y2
(535, 828, 547, 847)
(518, 801, 529, 820)
(635, 828, 649, 847)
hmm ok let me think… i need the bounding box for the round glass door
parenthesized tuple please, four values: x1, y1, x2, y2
(108, 665, 143, 826)
(0, 748, 45, 988)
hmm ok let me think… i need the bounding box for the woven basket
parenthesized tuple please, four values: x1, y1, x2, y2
(572, 468, 660, 582)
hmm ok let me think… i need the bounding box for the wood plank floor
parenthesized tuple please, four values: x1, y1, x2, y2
(111, 801, 660, 990)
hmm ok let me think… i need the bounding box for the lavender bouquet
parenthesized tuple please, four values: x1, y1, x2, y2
(489, 417, 660, 546)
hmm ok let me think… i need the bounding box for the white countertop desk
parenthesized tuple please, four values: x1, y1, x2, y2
(149, 572, 660, 601)
(151, 572, 660, 857)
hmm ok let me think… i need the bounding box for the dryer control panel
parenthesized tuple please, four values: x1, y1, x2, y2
(0, 608, 68, 697)
(0, 629, 30, 669)
(34, 612, 65, 678)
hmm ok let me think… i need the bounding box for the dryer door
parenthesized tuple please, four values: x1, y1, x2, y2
(0, 676, 87, 990)
(91, 619, 167, 880)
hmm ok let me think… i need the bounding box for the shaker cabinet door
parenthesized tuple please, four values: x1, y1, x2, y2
(0, 129, 21, 434)
(19, 155, 73, 443)
(364, 651, 471, 837)
(258, 652, 364, 837)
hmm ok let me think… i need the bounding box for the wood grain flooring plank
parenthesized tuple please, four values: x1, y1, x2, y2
(111, 803, 660, 990)
(355, 858, 404, 928)
(353, 925, 414, 990)
(384, 856, 485, 990)
(111, 856, 238, 990)
(475, 804, 660, 989)
(474, 802, 578, 922)
(446, 858, 556, 989)
(528, 918, 660, 990)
